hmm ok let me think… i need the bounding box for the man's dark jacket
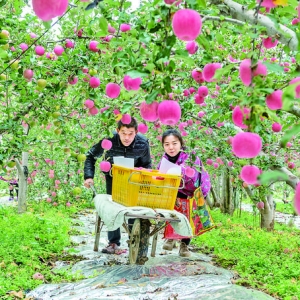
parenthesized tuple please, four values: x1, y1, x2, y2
(84, 132, 152, 193)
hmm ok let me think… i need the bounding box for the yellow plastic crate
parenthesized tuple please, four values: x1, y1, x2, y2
(111, 165, 181, 210)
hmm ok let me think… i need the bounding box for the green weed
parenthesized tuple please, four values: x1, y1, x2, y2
(193, 209, 300, 300)
(0, 200, 90, 298)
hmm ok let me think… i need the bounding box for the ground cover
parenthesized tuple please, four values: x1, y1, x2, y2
(194, 209, 300, 300)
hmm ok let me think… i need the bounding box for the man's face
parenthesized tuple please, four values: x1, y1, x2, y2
(117, 126, 137, 146)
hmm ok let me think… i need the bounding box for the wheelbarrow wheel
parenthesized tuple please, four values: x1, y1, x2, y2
(128, 219, 150, 265)
(136, 219, 150, 265)
(129, 219, 141, 264)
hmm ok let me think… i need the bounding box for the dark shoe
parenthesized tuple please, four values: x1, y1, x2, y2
(179, 242, 191, 257)
(102, 243, 119, 254)
(9, 197, 13, 201)
(162, 239, 176, 251)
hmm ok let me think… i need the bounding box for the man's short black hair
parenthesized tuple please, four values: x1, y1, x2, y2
(117, 117, 138, 130)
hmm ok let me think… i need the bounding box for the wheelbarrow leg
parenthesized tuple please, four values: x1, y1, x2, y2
(94, 213, 102, 252)
(151, 232, 158, 257)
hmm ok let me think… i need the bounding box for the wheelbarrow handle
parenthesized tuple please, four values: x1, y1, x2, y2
(89, 184, 97, 197)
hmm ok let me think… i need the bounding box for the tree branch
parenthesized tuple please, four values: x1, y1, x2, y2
(210, 0, 298, 51)
(270, 166, 299, 189)
(202, 15, 245, 26)
(286, 105, 300, 118)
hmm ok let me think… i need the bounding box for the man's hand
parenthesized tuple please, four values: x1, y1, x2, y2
(84, 178, 94, 188)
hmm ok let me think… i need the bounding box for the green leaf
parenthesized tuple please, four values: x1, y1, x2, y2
(247, 1, 257, 10)
(197, 0, 206, 7)
(282, 84, 296, 110)
(145, 90, 159, 104)
(144, 63, 155, 72)
(121, 102, 132, 113)
(210, 113, 220, 121)
(0, 48, 8, 59)
(166, 35, 176, 48)
(0, 0, 7, 7)
(259, 170, 289, 185)
(173, 55, 194, 66)
(215, 33, 224, 44)
(213, 64, 234, 80)
(139, 32, 151, 44)
(263, 62, 284, 73)
(126, 69, 150, 78)
(196, 35, 210, 51)
(99, 16, 108, 34)
(42, 21, 51, 30)
(280, 124, 300, 146)
(163, 76, 172, 93)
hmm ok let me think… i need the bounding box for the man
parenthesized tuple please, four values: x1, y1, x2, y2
(84, 117, 152, 254)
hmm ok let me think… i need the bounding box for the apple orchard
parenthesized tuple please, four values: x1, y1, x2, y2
(0, 0, 299, 230)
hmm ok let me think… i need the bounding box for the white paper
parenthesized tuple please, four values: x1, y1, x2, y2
(159, 157, 181, 175)
(113, 156, 134, 169)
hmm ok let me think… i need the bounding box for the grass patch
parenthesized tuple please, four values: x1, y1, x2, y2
(193, 209, 300, 299)
(0, 200, 92, 299)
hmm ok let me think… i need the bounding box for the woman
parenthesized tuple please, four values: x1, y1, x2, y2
(158, 129, 211, 257)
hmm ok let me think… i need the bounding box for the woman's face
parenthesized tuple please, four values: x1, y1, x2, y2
(163, 135, 181, 157)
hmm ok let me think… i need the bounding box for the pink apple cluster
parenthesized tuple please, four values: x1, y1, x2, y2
(68, 76, 78, 85)
(191, 69, 204, 84)
(84, 99, 98, 115)
(232, 106, 250, 129)
(262, 37, 278, 49)
(20, 43, 28, 51)
(186, 41, 198, 54)
(157, 100, 181, 125)
(65, 39, 74, 48)
(105, 83, 121, 98)
(140, 101, 159, 122)
(120, 24, 131, 32)
(84, 99, 94, 109)
(194, 85, 209, 104)
(256, 201, 264, 210)
(89, 40, 99, 52)
(289, 77, 300, 99)
(258, 0, 275, 8)
(123, 75, 142, 91)
(266, 90, 283, 110)
(239, 59, 267, 86)
(23, 69, 34, 81)
(49, 169, 54, 179)
(100, 161, 111, 172)
(32, 0, 68, 21)
(101, 139, 112, 150)
(232, 132, 262, 158)
(54, 45, 64, 56)
(90, 77, 100, 88)
(138, 123, 148, 134)
(172, 9, 202, 41)
(240, 165, 261, 184)
(108, 24, 116, 34)
(203, 63, 222, 82)
(35, 46, 45, 56)
(121, 114, 132, 124)
(272, 122, 282, 132)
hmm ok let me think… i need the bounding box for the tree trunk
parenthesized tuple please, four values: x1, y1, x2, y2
(221, 169, 234, 215)
(15, 152, 29, 213)
(210, 186, 221, 208)
(259, 195, 275, 231)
